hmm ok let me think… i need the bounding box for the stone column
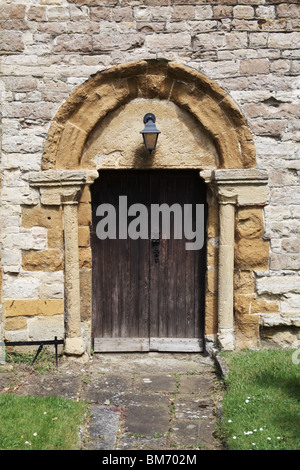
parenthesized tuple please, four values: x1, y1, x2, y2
(200, 169, 269, 351)
(217, 194, 236, 350)
(62, 196, 84, 356)
(29, 170, 98, 357)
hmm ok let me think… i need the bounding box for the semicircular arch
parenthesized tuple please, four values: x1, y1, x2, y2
(42, 59, 256, 171)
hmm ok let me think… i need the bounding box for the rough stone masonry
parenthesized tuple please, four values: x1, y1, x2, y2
(0, 0, 299, 355)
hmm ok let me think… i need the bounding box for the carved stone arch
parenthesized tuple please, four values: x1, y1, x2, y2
(30, 59, 269, 356)
(42, 59, 256, 171)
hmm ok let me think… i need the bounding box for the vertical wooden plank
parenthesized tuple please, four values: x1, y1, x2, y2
(149, 172, 159, 338)
(137, 173, 151, 338)
(91, 169, 207, 352)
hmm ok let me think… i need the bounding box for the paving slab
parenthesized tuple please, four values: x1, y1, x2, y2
(88, 405, 121, 450)
(0, 352, 224, 450)
(133, 374, 178, 393)
(179, 375, 215, 396)
(125, 402, 171, 436)
(169, 419, 221, 450)
(174, 396, 214, 420)
(118, 434, 170, 451)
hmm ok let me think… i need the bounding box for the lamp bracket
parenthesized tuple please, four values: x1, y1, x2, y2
(143, 113, 156, 124)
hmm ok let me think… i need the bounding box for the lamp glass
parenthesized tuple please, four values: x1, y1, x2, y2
(140, 113, 161, 153)
(143, 132, 158, 152)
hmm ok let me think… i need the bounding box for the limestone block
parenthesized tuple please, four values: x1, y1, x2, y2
(206, 239, 218, 268)
(251, 298, 280, 314)
(79, 247, 92, 269)
(260, 314, 291, 328)
(235, 314, 260, 350)
(270, 253, 300, 271)
(22, 205, 62, 230)
(42, 121, 64, 169)
(0, 31, 24, 53)
(1, 187, 39, 206)
(277, 4, 300, 18)
(56, 121, 88, 169)
(80, 269, 92, 321)
(2, 273, 40, 299)
(93, 32, 144, 52)
(28, 315, 64, 341)
(214, 130, 242, 168)
(235, 294, 255, 315)
(280, 293, 300, 316)
(2, 169, 27, 187)
(256, 276, 300, 295)
(4, 299, 64, 318)
(69, 89, 114, 135)
(78, 203, 92, 226)
(79, 185, 91, 203)
(205, 291, 218, 336)
(82, 99, 218, 170)
(27, 5, 47, 21)
(268, 32, 300, 49)
(237, 184, 270, 206)
(5, 317, 27, 331)
(261, 328, 299, 349)
(240, 59, 269, 75)
(47, 228, 63, 249)
(233, 5, 254, 19)
(145, 33, 191, 52)
(264, 220, 300, 240)
(2, 228, 46, 251)
(64, 336, 85, 356)
(1, 248, 21, 270)
(281, 238, 300, 253)
(234, 270, 255, 294)
(54, 34, 92, 53)
(235, 239, 269, 271)
(38, 278, 64, 299)
(5, 330, 28, 343)
(78, 226, 90, 247)
(236, 207, 264, 240)
(22, 249, 64, 272)
(21, 272, 64, 302)
(206, 202, 219, 238)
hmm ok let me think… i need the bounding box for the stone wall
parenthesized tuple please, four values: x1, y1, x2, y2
(0, 0, 299, 351)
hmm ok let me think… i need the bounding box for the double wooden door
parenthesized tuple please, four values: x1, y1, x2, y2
(91, 170, 207, 352)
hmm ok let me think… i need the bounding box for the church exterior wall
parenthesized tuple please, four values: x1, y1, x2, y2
(1, 0, 299, 354)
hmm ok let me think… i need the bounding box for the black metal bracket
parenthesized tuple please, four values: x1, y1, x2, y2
(4, 337, 64, 367)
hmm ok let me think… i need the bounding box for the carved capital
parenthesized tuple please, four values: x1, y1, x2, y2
(29, 170, 98, 205)
(200, 168, 269, 206)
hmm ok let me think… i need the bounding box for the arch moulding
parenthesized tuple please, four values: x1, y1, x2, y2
(29, 59, 269, 356)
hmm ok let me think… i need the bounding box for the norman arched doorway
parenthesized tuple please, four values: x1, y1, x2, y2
(29, 59, 269, 357)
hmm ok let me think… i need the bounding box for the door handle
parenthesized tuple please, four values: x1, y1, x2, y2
(151, 238, 160, 264)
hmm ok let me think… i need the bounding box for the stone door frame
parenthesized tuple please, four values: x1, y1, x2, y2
(27, 60, 269, 356)
(29, 167, 269, 355)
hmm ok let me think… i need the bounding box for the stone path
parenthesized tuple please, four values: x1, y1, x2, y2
(0, 353, 224, 450)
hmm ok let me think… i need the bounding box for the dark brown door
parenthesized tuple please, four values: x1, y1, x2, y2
(91, 170, 207, 352)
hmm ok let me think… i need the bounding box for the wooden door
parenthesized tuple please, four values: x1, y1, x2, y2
(91, 170, 207, 352)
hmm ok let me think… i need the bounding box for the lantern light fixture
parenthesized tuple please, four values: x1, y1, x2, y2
(140, 113, 161, 154)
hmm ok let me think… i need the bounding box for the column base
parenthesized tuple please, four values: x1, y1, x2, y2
(64, 336, 85, 356)
(217, 329, 235, 351)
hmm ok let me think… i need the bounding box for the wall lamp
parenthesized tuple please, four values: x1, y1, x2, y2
(140, 113, 161, 154)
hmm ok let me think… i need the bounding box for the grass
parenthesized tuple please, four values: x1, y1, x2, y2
(0, 350, 88, 450)
(219, 349, 300, 450)
(0, 394, 87, 450)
